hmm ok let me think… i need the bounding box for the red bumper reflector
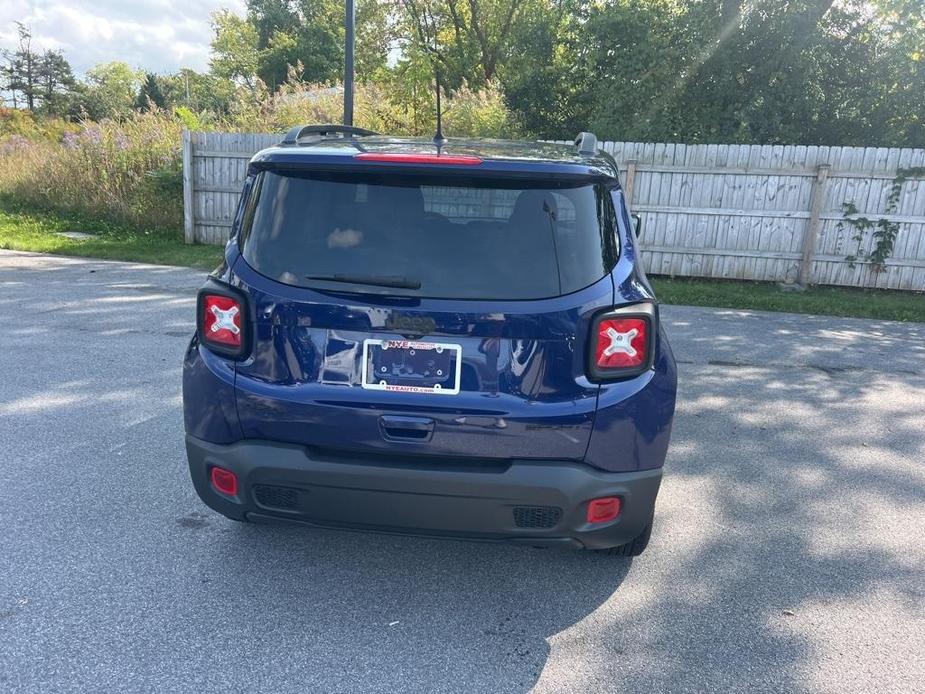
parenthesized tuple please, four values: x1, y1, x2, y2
(587, 497, 621, 523)
(210, 466, 238, 496)
(354, 152, 483, 165)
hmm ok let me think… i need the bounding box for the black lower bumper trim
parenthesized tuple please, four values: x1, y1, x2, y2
(245, 512, 586, 549)
(186, 435, 663, 550)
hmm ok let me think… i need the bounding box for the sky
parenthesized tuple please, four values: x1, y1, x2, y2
(0, 0, 247, 76)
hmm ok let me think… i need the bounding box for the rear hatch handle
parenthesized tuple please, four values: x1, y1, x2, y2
(379, 415, 435, 443)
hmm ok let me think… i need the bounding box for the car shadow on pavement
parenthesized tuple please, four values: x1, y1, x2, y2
(189, 522, 632, 692)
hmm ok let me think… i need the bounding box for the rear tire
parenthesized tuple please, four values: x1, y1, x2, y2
(597, 520, 652, 557)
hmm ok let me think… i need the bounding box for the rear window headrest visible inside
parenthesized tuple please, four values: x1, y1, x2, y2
(511, 190, 559, 226)
(366, 182, 425, 217)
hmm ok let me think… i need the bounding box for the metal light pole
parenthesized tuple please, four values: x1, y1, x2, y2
(344, 0, 355, 126)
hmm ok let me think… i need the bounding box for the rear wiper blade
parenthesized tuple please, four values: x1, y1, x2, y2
(304, 273, 422, 290)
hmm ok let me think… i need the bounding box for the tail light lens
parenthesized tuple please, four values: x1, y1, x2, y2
(587, 497, 621, 523)
(595, 317, 647, 369)
(587, 303, 656, 381)
(203, 295, 241, 347)
(197, 285, 249, 358)
(210, 466, 238, 496)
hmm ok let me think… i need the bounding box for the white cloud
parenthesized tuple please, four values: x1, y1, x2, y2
(0, 0, 247, 75)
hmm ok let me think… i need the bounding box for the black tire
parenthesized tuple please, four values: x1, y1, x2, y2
(597, 520, 653, 557)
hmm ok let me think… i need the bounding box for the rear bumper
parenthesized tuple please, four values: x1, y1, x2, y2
(186, 435, 662, 550)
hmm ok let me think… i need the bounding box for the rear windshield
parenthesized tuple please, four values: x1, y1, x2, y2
(238, 170, 617, 300)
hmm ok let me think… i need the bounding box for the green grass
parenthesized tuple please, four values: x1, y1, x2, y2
(1, 203, 922, 322)
(652, 276, 925, 323)
(0, 202, 223, 271)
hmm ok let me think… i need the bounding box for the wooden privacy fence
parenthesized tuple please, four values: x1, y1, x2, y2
(183, 131, 925, 290)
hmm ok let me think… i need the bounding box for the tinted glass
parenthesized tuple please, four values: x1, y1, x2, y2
(239, 170, 617, 300)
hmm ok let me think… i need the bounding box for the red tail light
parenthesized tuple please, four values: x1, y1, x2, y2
(197, 285, 249, 358)
(210, 466, 238, 496)
(587, 304, 656, 381)
(354, 152, 483, 165)
(203, 295, 241, 347)
(596, 318, 647, 369)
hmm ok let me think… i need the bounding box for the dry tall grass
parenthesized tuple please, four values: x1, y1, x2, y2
(0, 111, 184, 232)
(0, 82, 519, 234)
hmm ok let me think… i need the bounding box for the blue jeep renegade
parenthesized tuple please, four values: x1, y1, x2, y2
(183, 125, 677, 556)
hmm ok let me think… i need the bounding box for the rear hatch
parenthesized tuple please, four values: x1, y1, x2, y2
(231, 163, 618, 461)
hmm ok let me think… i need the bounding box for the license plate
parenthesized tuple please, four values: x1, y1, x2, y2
(361, 339, 462, 394)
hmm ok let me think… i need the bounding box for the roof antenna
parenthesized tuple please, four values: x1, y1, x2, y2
(433, 70, 446, 149)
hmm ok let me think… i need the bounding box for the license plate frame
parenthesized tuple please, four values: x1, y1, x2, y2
(361, 339, 462, 395)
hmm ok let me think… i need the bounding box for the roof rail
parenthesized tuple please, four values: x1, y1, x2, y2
(281, 123, 378, 145)
(574, 131, 598, 156)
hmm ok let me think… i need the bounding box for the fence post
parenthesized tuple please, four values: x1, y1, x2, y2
(798, 163, 831, 286)
(182, 129, 194, 245)
(623, 159, 638, 206)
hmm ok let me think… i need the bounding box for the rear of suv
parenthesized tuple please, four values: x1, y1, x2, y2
(183, 125, 677, 555)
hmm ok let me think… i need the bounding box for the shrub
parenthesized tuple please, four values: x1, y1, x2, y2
(227, 71, 519, 138)
(0, 108, 79, 142)
(0, 111, 183, 233)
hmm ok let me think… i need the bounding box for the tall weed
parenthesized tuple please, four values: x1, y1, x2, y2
(0, 81, 519, 235)
(0, 111, 183, 233)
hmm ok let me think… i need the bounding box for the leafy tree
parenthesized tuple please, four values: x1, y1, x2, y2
(1, 0, 922, 149)
(379, 41, 441, 133)
(5, 23, 40, 110)
(136, 73, 167, 111)
(245, 0, 342, 88)
(210, 9, 262, 90)
(499, 0, 592, 138)
(864, 0, 925, 146)
(580, 0, 698, 142)
(0, 60, 13, 108)
(498, 0, 925, 147)
(399, 0, 531, 89)
(676, 0, 846, 143)
(2, 25, 75, 116)
(160, 69, 237, 115)
(211, 1, 392, 90)
(36, 50, 76, 116)
(79, 62, 143, 120)
(356, 0, 395, 78)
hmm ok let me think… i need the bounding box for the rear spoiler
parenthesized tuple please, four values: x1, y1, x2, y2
(250, 157, 617, 184)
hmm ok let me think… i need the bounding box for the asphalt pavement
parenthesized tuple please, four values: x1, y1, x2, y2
(1, 249, 923, 693)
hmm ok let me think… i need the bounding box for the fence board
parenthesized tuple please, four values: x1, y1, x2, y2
(184, 132, 925, 290)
